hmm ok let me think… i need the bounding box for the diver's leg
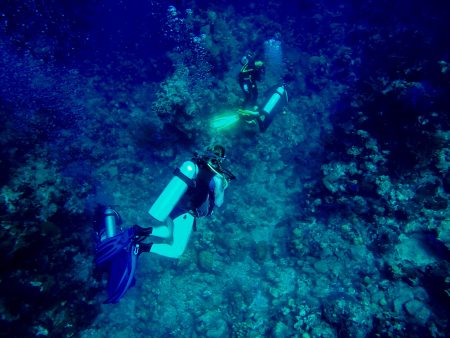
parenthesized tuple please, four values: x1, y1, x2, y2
(246, 83, 258, 107)
(240, 80, 252, 108)
(150, 218, 173, 239)
(252, 83, 258, 103)
(150, 213, 194, 259)
(257, 115, 269, 132)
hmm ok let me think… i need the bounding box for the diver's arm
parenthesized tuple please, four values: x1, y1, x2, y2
(213, 175, 226, 207)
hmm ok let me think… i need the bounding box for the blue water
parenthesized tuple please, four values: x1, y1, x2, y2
(0, 0, 449, 336)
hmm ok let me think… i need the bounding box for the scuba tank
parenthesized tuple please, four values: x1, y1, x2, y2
(103, 207, 122, 239)
(149, 161, 199, 222)
(261, 86, 288, 115)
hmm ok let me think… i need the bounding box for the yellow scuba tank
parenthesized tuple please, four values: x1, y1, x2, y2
(149, 161, 198, 222)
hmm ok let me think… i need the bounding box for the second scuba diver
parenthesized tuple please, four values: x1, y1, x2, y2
(95, 145, 235, 303)
(237, 51, 288, 132)
(238, 52, 265, 108)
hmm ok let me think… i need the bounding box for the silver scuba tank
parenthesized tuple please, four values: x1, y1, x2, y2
(149, 161, 199, 222)
(103, 207, 120, 239)
(262, 86, 287, 115)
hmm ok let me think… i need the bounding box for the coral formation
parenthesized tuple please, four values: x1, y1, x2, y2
(0, 0, 448, 337)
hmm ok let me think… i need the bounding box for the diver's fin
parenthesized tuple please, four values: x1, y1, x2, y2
(210, 112, 240, 130)
(95, 229, 133, 266)
(104, 246, 138, 304)
(237, 108, 259, 117)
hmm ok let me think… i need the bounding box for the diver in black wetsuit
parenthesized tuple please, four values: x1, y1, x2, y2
(238, 52, 265, 108)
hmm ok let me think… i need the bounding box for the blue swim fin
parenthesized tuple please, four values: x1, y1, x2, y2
(95, 224, 153, 303)
(95, 228, 134, 266)
(104, 246, 138, 304)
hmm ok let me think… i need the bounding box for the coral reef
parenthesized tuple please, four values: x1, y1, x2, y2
(0, 0, 448, 337)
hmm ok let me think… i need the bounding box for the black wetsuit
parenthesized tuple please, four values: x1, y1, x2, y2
(239, 61, 263, 108)
(171, 160, 216, 221)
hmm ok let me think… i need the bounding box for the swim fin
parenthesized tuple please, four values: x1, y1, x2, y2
(95, 228, 134, 266)
(96, 224, 153, 303)
(104, 246, 138, 304)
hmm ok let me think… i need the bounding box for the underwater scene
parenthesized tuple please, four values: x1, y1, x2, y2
(0, 0, 449, 337)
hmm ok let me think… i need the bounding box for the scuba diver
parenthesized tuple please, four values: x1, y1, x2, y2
(210, 84, 288, 132)
(238, 52, 265, 108)
(95, 145, 235, 303)
(238, 85, 288, 132)
(147, 145, 234, 258)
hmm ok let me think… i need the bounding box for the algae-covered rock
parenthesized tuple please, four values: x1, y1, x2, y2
(197, 312, 229, 338)
(322, 292, 373, 337)
(273, 321, 290, 338)
(392, 234, 437, 269)
(197, 251, 215, 272)
(437, 219, 450, 249)
(404, 299, 431, 325)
